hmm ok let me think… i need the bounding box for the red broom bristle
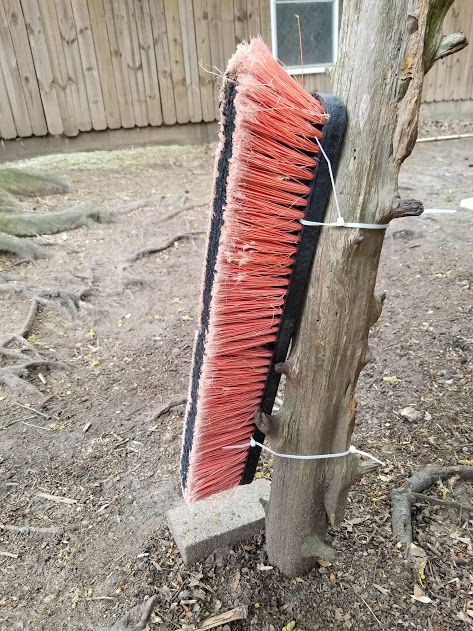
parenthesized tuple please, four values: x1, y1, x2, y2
(183, 37, 326, 503)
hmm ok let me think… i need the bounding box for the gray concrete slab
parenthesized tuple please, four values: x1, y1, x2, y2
(167, 479, 270, 564)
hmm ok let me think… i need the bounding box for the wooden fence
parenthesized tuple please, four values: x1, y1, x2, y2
(0, 0, 471, 142)
(422, 1, 473, 105)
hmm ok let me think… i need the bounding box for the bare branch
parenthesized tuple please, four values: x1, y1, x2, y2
(434, 32, 468, 61)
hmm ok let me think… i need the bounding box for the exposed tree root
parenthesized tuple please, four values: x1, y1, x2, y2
(0, 187, 22, 208)
(391, 465, 473, 545)
(0, 168, 71, 197)
(120, 232, 204, 288)
(125, 232, 205, 264)
(0, 232, 46, 259)
(160, 201, 208, 223)
(0, 278, 90, 398)
(0, 195, 164, 259)
(100, 595, 158, 631)
(0, 359, 66, 399)
(0, 282, 92, 316)
(409, 491, 473, 513)
(0, 204, 103, 237)
(148, 395, 187, 423)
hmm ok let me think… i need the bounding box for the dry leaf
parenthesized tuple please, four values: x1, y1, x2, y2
(411, 585, 432, 604)
(317, 559, 332, 568)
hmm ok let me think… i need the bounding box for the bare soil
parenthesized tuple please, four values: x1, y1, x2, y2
(0, 131, 471, 631)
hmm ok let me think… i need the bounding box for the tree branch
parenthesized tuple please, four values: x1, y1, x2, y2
(434, 32, 468, 61)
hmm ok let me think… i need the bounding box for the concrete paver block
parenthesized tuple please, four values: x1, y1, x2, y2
(167, 479, 270, 564)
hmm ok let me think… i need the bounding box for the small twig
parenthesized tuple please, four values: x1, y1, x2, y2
(410, 492, 473, 513)
(0, 417, 35, 430)
(21, 421, 52, 431)
(125, 232, 204, 264)
(13, 401, 60, 421)
(36, 492, 77, 505)
(90, 596, 117, 602)
(356, 591, 385, 629)
(148, 396, 187, 423)
(0, 523, 78, 535)
(0, 550, 18, 558)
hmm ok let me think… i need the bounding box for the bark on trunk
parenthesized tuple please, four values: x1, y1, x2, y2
(265, 0, 467, 576)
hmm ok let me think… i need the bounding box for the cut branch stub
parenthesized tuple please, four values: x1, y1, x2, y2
(254, 409, 279, 440)
(434, 32, 468, 61)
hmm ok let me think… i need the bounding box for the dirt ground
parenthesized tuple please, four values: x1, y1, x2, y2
(0, 127, 472, 631)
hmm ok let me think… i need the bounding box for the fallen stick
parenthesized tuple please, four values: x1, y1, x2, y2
(179, 606, 248, 631)
(13, 401, 60, 421)
(36, 492, 78, 505)
(1, 523, 78, 535)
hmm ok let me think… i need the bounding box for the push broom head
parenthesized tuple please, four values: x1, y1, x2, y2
(180, 37, 345, 503)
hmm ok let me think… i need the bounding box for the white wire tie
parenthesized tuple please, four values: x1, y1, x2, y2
(224, 438, 384, 466)
(301, 218, 388, 229)
(303, 136, 388, 231)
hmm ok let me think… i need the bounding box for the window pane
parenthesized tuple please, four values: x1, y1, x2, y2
(275, 1, 334, 67)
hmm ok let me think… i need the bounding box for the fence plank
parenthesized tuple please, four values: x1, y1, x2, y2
(233, 0, 248, 44)
(149, 0, 177, 125)
(163, 0, 190, 123)
(221, 0, 237, 65)
(450, 1, 471, 101)
(55, 0, 93, 132)
(461, 1, 473, 101)
(0, 1, 32, 136)
(103, 0, 135, 128)
(247, 0, 260, 38)
(179, 0, 203, 122)
(0, 65, 17, 139)
(193, 0, 215, 121)
(208, 0, 224, 118)
(259, 0, 271, 47)
(443, 4, 460, 102)
(126, 1, 149, 126)
(70, 0, 107, 129)
(87, 0, 121, 129)
(111, 1, 148, 127)
(4, 0, 46, 135)
(134, 0, 163, 126)
(20, 0, 64, 135)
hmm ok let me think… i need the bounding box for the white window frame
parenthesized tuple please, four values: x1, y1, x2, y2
(270, 0, 339, 75)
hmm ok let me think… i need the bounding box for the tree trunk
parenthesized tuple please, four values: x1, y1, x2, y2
(264, 0, 467, 577)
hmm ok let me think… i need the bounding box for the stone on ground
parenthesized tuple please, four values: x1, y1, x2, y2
(167, 479, 270, 564)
